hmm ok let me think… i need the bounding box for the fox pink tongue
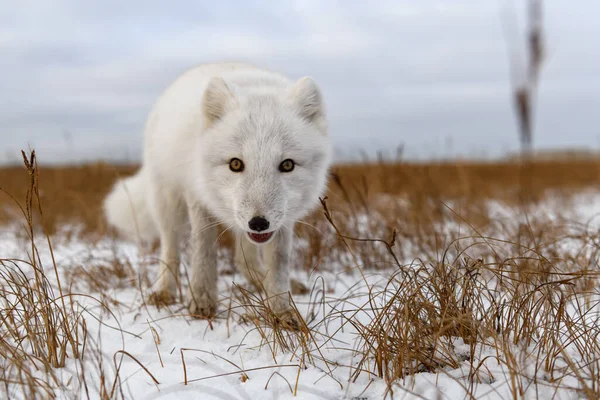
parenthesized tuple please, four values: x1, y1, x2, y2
(248, 232, 273, 243)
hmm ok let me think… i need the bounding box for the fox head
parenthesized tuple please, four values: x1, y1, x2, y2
(194, 74, 331, 244)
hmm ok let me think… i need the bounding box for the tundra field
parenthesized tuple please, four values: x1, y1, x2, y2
(2, 154, 600, 399)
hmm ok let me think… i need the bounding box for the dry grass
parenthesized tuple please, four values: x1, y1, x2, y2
(316, 196, 600, 398)
(0, 162, 137, 236)
(0, 153, 153, 399)
(3, 155, 600, 399)
(1, 158, 600, 236)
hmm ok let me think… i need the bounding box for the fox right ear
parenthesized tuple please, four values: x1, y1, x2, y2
(203, 77, 236, 124)
(288, 77, 323, 122)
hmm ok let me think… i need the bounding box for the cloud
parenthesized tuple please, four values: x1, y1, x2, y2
(1, 1, 599, 164)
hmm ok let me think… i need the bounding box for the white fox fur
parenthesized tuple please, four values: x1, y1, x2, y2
(104, 63, 331, 319)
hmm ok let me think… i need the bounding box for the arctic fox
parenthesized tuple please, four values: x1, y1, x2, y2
(103, 63, 331, 322)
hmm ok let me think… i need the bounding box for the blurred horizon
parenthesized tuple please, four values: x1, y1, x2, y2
(1, 1, 599, 165)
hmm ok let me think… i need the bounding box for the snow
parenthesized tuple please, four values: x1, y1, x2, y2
(2, 193, 600, 399)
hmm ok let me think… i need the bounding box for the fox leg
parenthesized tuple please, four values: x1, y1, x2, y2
(262, 225, 300, 329)
(147, 184, 185, 305)
(185, 201, 218, 318)
(234, 234, 267, 290)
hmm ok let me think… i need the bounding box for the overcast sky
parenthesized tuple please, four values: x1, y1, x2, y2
(1, 1, 599, 164)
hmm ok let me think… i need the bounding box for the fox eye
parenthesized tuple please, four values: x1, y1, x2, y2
(279, 159, 295, 173)
(229, 158, 244, 172)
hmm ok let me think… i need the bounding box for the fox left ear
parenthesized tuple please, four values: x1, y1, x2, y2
(203, 77, 237, 125)
(288, 77, 324, 122)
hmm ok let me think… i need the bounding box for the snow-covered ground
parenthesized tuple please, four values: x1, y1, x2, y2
(2, 192, 600, 399)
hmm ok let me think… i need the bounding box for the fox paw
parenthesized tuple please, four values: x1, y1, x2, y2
(187, 291, 216, 319)
(290, 278, 309, 295)
(148, 289, 177, 307)
(275, 309, 302, 331)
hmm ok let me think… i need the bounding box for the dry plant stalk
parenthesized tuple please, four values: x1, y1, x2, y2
(505, 0, 545, 202)
(0, 151, 86, 398)
(0, 151, 144, 399)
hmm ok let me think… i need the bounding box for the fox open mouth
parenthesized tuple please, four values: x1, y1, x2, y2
(247, 231, 274, 244)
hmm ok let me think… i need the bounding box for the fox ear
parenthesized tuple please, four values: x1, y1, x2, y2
(289, 77, 323, 122)
(203, 77, 236, 124)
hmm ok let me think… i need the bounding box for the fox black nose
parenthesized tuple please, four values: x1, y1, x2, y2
(248, 216, 270, 232)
